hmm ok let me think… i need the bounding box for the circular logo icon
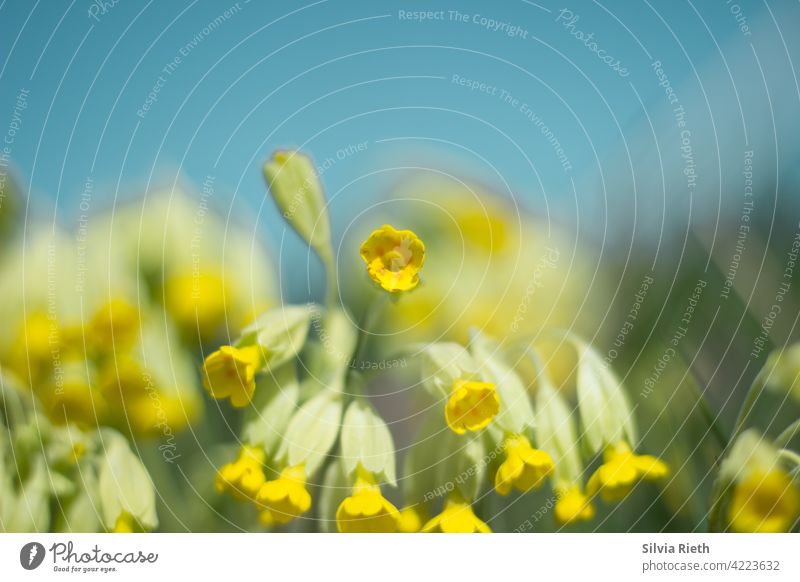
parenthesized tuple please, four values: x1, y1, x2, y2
(20, 542, 46, 570)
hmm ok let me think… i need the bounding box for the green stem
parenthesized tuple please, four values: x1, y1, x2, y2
(321, 250, 338, 308)
(350, 292, 389, 369)
(684, 379, 728, 450)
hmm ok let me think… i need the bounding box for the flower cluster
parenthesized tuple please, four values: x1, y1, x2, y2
(206, 150, 671, 533)
(0, 183, 274, 532)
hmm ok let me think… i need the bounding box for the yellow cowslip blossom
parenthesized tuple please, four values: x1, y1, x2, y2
(728, 469, 800, 533)
(397, 505, 425, 533)
(215, 446, 267, 502)
(494, 434, 554, 495)
(445, 379, 500, 435)
(88, 299, 140, 353)
(359, 224, 425, 292)
(42, 365, 105, 428)
(587, 441, 669, 503)
(164, 272, 228, 341)
(422, 495, 491, 533)
(255, 465, 311, 525)
(336, 466, 400, 533)
(554, 485, 596, 525)
(202, 345, 263, 407)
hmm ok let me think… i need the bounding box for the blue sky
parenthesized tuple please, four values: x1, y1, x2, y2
(1, 0, 798, 261)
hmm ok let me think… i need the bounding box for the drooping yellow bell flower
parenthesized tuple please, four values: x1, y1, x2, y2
(445, 379, 500, 435)
(554, 485, 596, 525)
(215, 446, 267, 501)
(255, 465, 312, 525)
(421, 495, 491, 533)
(728, 469, 800, 533)
(202, 345, 262, 407)
(359, 224, 425, 292)
(336, 466, 400, 533)
(586, 441, 669, 502)
(494, 434, 554, 495)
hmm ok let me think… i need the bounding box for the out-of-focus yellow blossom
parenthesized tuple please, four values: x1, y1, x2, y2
(202, 345, 263, 407)
(421, 495, 491, 533)
(494, 434, 554, 495)
(164, 271, 228, 341)
(336, 466, 400, 533)
(89, 188, 275, 343)
(397, 505, 425, 533)
(728, 469, 800, 533)
(719, 430, 800, 533)
(256, 465, 311, 525)
(8, 312, 53, 379)
(445, 379, 500, 435)
(554, 485, 596, 525)
(41, 363, 105, 428)
(359, 224, 425, 292)
(215, 446, 267, 502)
(88, 299, 140, 353)
(587, 441, 669, 503)
(354, 178, 598, 344)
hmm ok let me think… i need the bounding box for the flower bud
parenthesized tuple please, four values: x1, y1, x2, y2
(263, 150, 332, 261)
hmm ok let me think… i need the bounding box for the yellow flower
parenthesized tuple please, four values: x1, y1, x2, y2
(202, 345, 262, 407)
(164, 271, 228, 341)
(445, 379, 500, 434)
(215, 446, 267, 501)
(42, 366, 106, 428)
(728, 469, 800, 533)
(421, 496, 491, 533)
(336, 467, 400, 533)
(88, 299, 140, 353)
(494, 434, 554, 495)
(554, 485, 596, 525)
(397, 505, 425, 533)
(359, 224, 425, 292)
(255, 465, 312, 525)
(586, 441, 669, 503)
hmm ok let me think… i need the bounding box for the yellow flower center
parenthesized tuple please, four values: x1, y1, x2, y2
(729, 469, 800, 533)
(494, 434, 554, 495)
(445, 379, 500, 434)
(202, 345, 262, 408)
(359, 224, 425, 292)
